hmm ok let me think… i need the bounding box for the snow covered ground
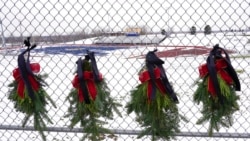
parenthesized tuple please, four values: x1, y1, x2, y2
(0, 33, 249, 141)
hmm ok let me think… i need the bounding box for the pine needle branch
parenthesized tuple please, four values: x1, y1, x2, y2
(65, 60, 121, 141)
(194, 75, 240, 136)
(8, 73, 56, 141)
(126, 83, 183, 141)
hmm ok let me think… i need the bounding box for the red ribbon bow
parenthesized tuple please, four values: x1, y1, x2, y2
(12, 63, 41, 99)
(198, 59, 233, 97)
(139, 67, 167, 101)
(72, 71, 103, 102)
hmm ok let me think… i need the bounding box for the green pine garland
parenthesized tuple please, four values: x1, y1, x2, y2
(126, 81, 185, 141)
(8, 73, 56, 141)
(194, 75, 240, 136)
(65, 60, 122, 141)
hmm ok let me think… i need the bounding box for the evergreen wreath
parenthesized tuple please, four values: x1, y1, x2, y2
(65, 51, 122, 141)
(8, 37, 56, 141)
(194, 44, 241, 136)
(126, 49, 185, 141)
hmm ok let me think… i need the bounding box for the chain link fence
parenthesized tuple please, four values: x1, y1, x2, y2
(0, 0, 250, 140)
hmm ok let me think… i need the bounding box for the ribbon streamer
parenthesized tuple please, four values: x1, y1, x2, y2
(87, 51, 101, 82)
(77, 58, 91, 104)
(145, 50, 179, 102)
(16, 39, 38, 100)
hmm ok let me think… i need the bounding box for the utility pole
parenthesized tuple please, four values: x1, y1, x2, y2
(0, 9, 5, 48)
(19, 19, 23, 45)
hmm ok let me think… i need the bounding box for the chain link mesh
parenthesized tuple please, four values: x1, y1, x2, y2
(0, 0, 250, 140)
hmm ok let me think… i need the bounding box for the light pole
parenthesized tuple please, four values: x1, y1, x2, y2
(164, 7, 170, 37)
(19, 19, 23, 45)
(0, 8, 5, 48)
(0, 19, 5, 48)
(167, 8, 169, 32)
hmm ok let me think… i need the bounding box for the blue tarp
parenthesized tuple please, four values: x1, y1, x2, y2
(125, 32, 140, 36)
(30, 45, 127, 56)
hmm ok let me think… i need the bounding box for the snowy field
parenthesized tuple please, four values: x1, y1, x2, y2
(0, 34, 250, 141)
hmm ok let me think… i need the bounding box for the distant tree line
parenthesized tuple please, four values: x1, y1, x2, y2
(2, 33, 104, 44)
(2, 25, 150, 44)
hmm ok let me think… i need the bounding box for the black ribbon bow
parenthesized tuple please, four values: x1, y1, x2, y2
(76, 50, 101, 104)
(146, 49, 179, 103)
(206, 44, 241, 104)
(17, 37, 37, 100)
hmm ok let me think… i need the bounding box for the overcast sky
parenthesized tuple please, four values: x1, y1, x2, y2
(0, 0, 249, 36)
